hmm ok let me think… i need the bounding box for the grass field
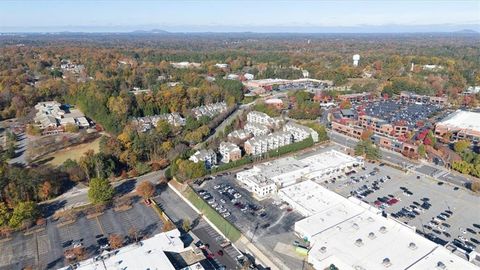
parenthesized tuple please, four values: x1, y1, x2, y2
(184, 186, 241, 242)
(45, 137, 101, 166)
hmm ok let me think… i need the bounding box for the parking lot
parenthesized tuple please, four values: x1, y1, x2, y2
(321, 161, 480, 254)
(358, 100, 441, 128)
(193, 175, 306, 270)
(0, 201, 162, 270)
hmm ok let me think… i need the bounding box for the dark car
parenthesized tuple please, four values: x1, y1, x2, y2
(261, 223, 271, 229)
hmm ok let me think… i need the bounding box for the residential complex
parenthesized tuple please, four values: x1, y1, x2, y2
(246, 111, 282, 128)
(33, 101, 90, 135)
(283, 121, 319, 142)
(219, 141, 242, 163)
(191, 101, 227, 120)
(132, 112, 186, 132)
(244, 122, 270, 137)
(244, 131, 292, 156)
(227, 129, 251, 142)
(189, 149, 217, 168)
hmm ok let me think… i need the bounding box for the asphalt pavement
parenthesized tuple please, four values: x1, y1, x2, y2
(327, 130, 473, 188)
(41, 170, 165, 215)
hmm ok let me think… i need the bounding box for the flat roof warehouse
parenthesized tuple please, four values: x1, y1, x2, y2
(279, 180, 479, 270)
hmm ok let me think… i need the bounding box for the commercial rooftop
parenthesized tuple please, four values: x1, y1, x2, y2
(278, 180, 346, 217)
(308, 208, 440, 270)
(60, 229, 190, 270)
(437, 110, 480, 133)
(407, 246, 479, 270)
(283, 180, 479, 270)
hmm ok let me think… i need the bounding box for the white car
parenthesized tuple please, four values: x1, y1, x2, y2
(222, 212, 230, 218)
(234, 193, 242, 199)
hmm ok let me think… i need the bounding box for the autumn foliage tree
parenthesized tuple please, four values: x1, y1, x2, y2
(108, 233, 124, 249)
(136, 181, 155, 199)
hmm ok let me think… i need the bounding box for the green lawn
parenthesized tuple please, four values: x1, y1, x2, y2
(45, 137, 101, 166)
(184, 186, 241, 242)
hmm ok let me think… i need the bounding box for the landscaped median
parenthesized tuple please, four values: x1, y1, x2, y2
(183, 185, 241, 242)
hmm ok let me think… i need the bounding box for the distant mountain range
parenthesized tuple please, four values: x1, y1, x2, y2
(1, 24, 479, 34)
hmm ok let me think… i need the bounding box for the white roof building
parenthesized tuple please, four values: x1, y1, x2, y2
(244, 73, 255, 80)
(282, 180, 479, 270)
(59, 229, 188, 270)
(214, 63, 228, 69)
(237, 150, 363, 198)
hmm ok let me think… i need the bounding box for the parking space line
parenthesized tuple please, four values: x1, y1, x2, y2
(96, 216, 105, 235)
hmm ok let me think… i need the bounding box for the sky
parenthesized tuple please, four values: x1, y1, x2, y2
(0, 0, 479, 32)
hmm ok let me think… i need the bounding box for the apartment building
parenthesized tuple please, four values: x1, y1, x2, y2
(246, 111, 282, 128)
(219, 142, 242, 163)
(283, 122, 319, 142)
(191, 101, 227, 120)
(227, 129, 251, 142)
(189, 149, 217, 169)
(132, 112, 186, 132)
(244, 122, 270, 137)
(244, 131, 292, 156)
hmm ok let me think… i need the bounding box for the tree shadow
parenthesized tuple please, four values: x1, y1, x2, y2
(139, 223, 158, 237)
(41, 200, 67, 218)
(114, 179, 137, 197)
(46, 257, 63, 270)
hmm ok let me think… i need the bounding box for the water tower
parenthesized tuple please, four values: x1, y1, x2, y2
(353, 54, 360, 66)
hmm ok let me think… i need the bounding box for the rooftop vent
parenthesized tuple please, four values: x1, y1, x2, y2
(409, 242, 417, 250)
(354, 266, 366, 270)
(352, 223, 360, 230)
(355, 238, 364, 247)
(320, 246, 327, 253)
(379, 226, 387, 233)
(367, 217, 375, 222)
(382, 258, 392, 267)
(368, 232, 376, 239)
(436, 261, 446, 269)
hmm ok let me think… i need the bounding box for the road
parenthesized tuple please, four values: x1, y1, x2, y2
(195, 102, 255, 150)
(328, 130, 474, 188)
(7, 132, 29, 166)
(41, 170, 165, 215)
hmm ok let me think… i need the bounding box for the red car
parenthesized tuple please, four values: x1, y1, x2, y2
(387, 198, 399, 205)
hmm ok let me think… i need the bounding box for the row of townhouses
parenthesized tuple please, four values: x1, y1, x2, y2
(191, 101, 227, 120)
(132, 113, 186, 132)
